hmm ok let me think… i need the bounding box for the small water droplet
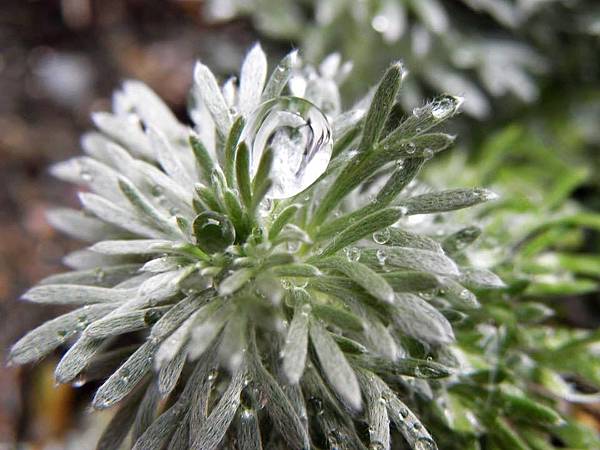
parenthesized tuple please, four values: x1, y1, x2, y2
(419, 291, 434, 300)
(208, 369, 219, 382)
(72, 376, 86, 388)
(301, 303, 312, 315)
(240, 96, 333, 199)
(398, 206, 408, 216)
(309, 397, 324, 415)
(79, 164, 93, 182)
(376, 249, 387, 266)
(459, 289, 470, 299)
(241, 408, 253, 420)
(373, 227, 390, 244)
(423, 148, 434, 160)
(344, 247, 361, 262)
(400, 408, 409, 418)
(151, 185, 164, 197)
(405, 141, 416, 154)
(287, 240, 301, 253)
(120, 368, 130, 381)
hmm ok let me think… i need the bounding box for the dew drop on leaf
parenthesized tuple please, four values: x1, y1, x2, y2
(301, 303, 312, 315)
(431, 95, 463, 120)
(241, 96, 333, 199)
(345, 247, 361, 262)
(373, 227, 391, 244)
(376, 249, 387, 266)
(405, 141, 416, 154)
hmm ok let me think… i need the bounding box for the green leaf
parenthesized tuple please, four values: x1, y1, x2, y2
(382, 271, 441, 292)
(374, 373, 439, 449)
(190, 364, 247, 450)
(359, 61, 405, 152)
(249, 330, 310, 449)
(269, 204, 301, 240)
(393, 294, 455, 345)
(224, 117, 245, 187)
(498, 389, 563, 426)
(85, 306, 169, 338)
(316, 207, 407, 257)
(239, 43, 267, 116)
(22, 284, 133, 305)
(351, 355, 454, 379)
(96, 384, 147, 450)
(383, 94, 463, 141)
(282, 300, 310, 384)
(236, 408, 263, 450)
(236, 142, 253, 211)
(262, 50, 297, 101)
(55, 335, 104, 383)
(93, 340, 158, 409)
(251, 146, 274, 212)
(310, 320, 362, 411)
(318, 257, 395, 304)
(360, 247, 459, 275)
(270, 263, 322, 278)
(132, 382, 161, 441)
(190, 134, 216, 182)
(311, 303, 365, 332)
(356, 370, 390, 450)
(118, 178, 180, 236)
(9, 304, 114, 365)
(316, 158, 423, 240)
(399, 188, 498, 215)
(219, 268, 254, 296)
(193, 62, 232, 136)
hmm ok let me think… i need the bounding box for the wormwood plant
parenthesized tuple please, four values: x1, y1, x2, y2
(8, 45, 594, 449)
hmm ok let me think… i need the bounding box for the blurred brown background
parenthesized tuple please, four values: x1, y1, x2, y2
(0, 1, 273, 446)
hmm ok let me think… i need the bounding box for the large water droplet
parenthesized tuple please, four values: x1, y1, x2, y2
(431, 95, 463, 120)
(241, 96, 333, 199)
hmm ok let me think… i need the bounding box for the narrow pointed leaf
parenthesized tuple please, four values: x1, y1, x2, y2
(9, 304, 113, 365)
(282, 301, 310, 384)
(318, 257, 395, 304)
(310, 320, 362, 411)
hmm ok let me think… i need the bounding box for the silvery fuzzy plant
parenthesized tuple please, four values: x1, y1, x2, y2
(9, 44, 511, 450)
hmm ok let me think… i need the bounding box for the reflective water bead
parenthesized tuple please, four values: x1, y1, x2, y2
(431, 95, 463, 120)
(301, 303, 312, 315)
(344, 247, 361, 262)
(376, 249, 387, 266)
(240, 96, 333, 199)
(405, 141, 416, 154)
(373, 227, 391, 244)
